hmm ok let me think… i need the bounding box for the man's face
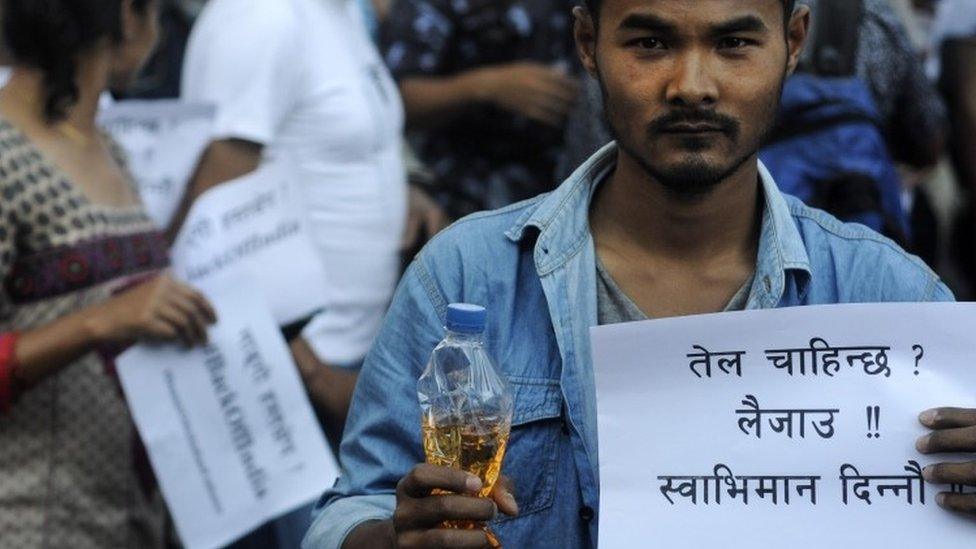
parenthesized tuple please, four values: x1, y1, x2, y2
(577, 0, 804, 197)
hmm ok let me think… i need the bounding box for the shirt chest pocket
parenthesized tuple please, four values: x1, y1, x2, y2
(497, 377, 564, 521)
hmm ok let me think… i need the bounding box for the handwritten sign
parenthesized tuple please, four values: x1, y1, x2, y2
(99, 100, 215, 228)
(592, 303, 976, 548)
(171, 161, 330, 325)
(116, 272, 338, 549)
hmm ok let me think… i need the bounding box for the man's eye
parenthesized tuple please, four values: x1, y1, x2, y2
(718, 37, 753, 49)
(632, 37, 667, 50)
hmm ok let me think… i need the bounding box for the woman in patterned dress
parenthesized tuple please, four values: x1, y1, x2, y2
(0, 0, 217, 547)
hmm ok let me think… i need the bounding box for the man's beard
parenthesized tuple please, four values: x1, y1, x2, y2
(597, 67, 786, 200)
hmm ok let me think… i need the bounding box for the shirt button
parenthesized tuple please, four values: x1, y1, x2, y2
(579, 506, 595, 522)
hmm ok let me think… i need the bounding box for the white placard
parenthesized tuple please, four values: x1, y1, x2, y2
(116, 272, 337, 549)
(592, 303, 976, 548)
(99, 100, 215, 228)
(171, 161, 330, 325)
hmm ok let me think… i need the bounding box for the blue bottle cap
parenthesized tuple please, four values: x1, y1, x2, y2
(446, 303, 487, 334)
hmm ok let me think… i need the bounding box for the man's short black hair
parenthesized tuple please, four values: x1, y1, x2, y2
(583, 0, 799, 28)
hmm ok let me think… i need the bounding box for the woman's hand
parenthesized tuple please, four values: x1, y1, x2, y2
(90, 274, 217, 347)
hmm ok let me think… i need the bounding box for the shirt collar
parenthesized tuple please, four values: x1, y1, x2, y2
(753, 160, 812, 306)
(506, 142, 812, 302)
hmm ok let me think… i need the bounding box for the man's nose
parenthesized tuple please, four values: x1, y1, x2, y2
(665, 51, 719, 108)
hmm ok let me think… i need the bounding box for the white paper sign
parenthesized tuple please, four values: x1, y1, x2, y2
(99, 100, 215, 228)
(116, 272, 338, 549)
(171, 162, 330, 325)
(592, 303, 976, 548)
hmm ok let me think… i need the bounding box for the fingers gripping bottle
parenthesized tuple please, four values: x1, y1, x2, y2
(418, 303, 514, 546)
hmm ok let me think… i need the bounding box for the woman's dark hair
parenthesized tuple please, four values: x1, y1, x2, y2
(583, 0, 799, 30)
(1, 0, 153, 122)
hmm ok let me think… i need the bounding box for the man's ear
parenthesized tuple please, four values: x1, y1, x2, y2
(785, 5, 811, 76)
(574, 6, 598, 77)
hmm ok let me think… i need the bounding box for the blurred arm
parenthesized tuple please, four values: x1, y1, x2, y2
(397, 73, 487, 130)
(400, 64, 580, 131)
(164, 139, 262, 242)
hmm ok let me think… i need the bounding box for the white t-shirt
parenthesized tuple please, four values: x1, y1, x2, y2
(182, 0, 408, 366)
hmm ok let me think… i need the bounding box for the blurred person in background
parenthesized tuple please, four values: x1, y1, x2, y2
(0, 0, 217, 547)
(382, 0, 582, 218)
(933, 0, 976, 292)
(175, 0, 443, 546)
(758, 0, 917, 246)
(800, 0, 947, 267)
(757, 0, 946, 170)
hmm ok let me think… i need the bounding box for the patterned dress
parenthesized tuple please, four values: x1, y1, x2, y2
(0, 119, 170, 548)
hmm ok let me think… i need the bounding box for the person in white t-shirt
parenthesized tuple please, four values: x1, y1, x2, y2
(175, 0, 445, 457)
(174, 1, 447, 545)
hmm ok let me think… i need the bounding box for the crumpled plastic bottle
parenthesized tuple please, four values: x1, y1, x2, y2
(418, 303, 514, 545)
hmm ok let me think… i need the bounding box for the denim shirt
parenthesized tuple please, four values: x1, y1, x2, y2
(303, 144, 953, 549)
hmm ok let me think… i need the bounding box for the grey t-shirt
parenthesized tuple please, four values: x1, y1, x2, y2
(596, 257, 754, 325)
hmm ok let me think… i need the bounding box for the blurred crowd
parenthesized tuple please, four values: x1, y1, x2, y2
(0, 0, 973, 548)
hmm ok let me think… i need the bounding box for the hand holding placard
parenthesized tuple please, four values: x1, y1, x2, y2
(917, 407, 976, 515)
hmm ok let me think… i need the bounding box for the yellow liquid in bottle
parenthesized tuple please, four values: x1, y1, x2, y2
(422, 419, 509, 496)
(422, 417, 511, 546)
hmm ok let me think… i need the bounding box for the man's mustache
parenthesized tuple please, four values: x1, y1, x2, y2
(648, 110, 741, 138)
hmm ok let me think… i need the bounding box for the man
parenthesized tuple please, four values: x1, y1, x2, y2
(305, 1, 974, 548)
(382, 0, 581, 218)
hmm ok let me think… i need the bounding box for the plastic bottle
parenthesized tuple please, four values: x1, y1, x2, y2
(417, 303, 514, 544)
